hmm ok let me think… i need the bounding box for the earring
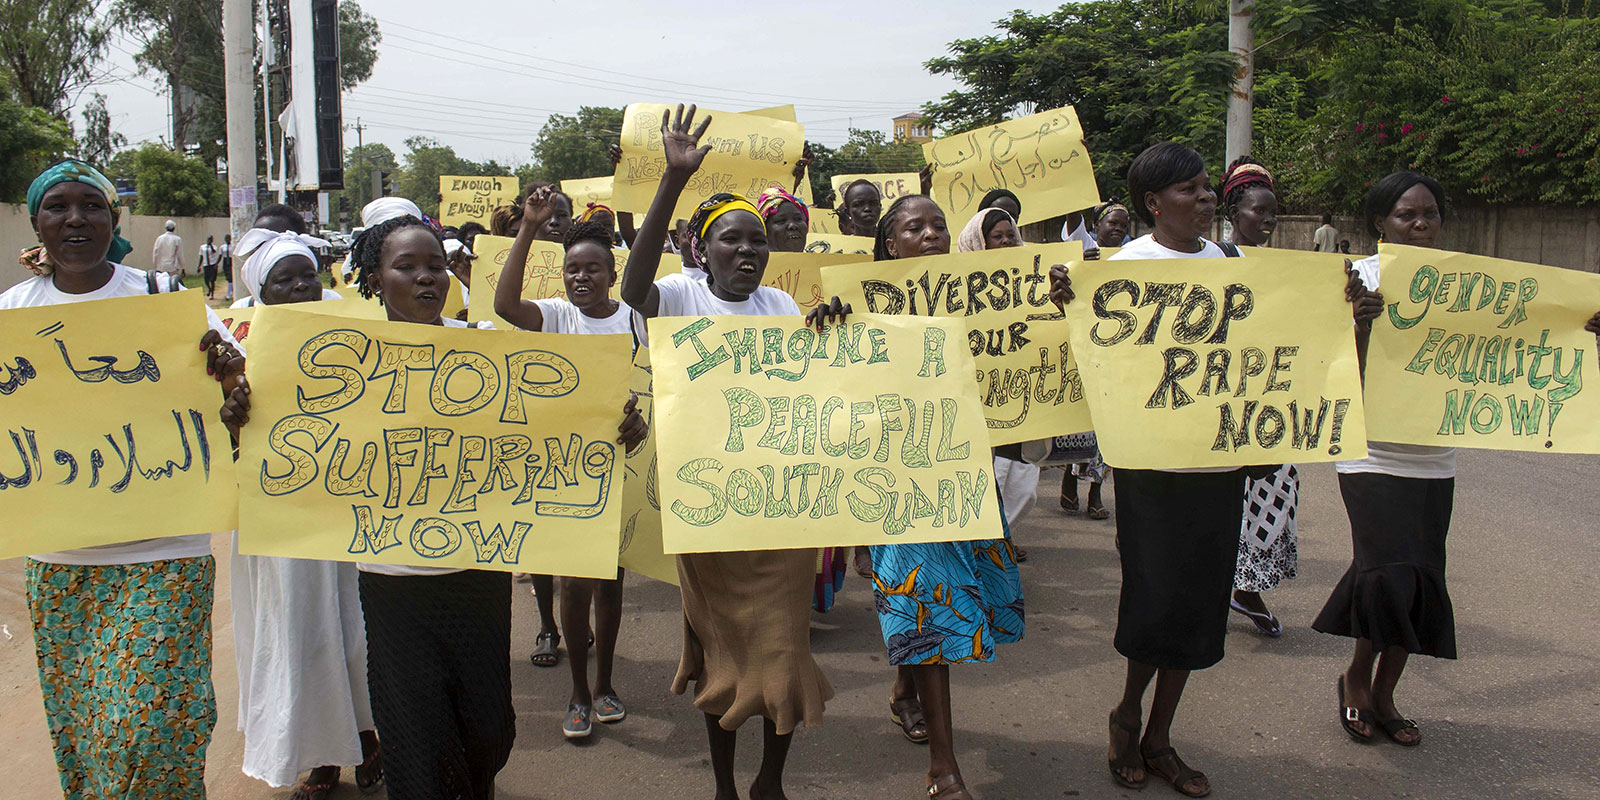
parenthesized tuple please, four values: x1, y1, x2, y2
(1153, 210, 1161, 216)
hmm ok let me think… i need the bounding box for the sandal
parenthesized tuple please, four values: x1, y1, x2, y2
(1107, 710, 1146, 790)
(927, 773, 973, 799)
(1013, 546, 1029, 563)
(890, 697, 930, 744)
(1059, 491, 1080, 514)
(530, 631, 561, 667)
(290, 778, 337, 800)
(1229, 598, 1283, 637)
(355, 745, 384, 794)
(1087, 504, 1110, 520)
(1376, 715, 1421, 747)
(1142, 746, 1209, 797)
(1337, 676, 1375, 742)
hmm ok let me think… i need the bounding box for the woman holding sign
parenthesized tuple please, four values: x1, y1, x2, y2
(227, 229, 386, 798)
(495, 191, 644, 739)
(1049, 142, 1372, 797)
(619, 104, 835, 800)
(3, 159, 244, 799)
(868, 194, 1027, 800)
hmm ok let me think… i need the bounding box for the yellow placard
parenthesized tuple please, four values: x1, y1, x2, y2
(562, 176, 613, 210)
(809, 207, 843, 235)
(0, 291, 239, 557)
(923, 105, 1099, 226)
(618, 347, 677, 584)
(762, 251, 871, 310)
(438, 175, 518, 228)
(803, 233, 875, 256)
(1365, 244, 1600, 453)
(831, 173, 921, 205)
(649, 314, 1003, 553)
(1065, 252, 1369, 469)
(470, 234, 567, 328)
(237, 306, 632, 576)
(612, 103, 805, 220)
(821, 243, 1091, 445)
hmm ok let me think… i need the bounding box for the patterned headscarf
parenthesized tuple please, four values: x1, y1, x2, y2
(684, 193, 760, 271)
(21, 159, 133, 275)
(756, 184, 809, 227)
(578, 202, 614, 223)
(1222, 162, 1275, 199)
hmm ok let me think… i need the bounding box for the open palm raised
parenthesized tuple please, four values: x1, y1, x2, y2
(661, 103, 714, 175)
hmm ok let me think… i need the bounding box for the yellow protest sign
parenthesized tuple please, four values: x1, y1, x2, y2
(762, 251, 870, 309)
(619, 348, 677, 584)
(923, 105, 1098, 226)
(0, 291, 238, 557)
(562, 176, 613, 210)
(831, 173, 921, 205)
(1065, 251, 1368, 469)
(649, 314, 1003, 553)
(809, 207, 843, 235)
(821, 243, 1091, 445)
(1364, 244, 1600, 453)
(438, 175, 517, 228)
(237, 306, 632, 576)
(803, 233, 875, 256)
(468, 234, 664, 328)
(612, 103, 805, 220)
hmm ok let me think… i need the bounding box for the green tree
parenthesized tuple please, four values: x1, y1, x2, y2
(0, 74, 75, 201)
(395, 136, 475, 217)
(0, 0, 109, 116)
(79, 92, 127, 165)
(127, 141, 224, 216)
(524, 106, 623, 184)
(806, 129, 927, 203)
(343, 141, 398, 213)
(112, 0, 219, 149)
(339, 0, 381, 92)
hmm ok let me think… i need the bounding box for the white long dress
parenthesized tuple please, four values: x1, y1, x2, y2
(232, 537, 374, 786)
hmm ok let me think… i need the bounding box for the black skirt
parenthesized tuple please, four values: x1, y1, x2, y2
(1113, 468, 1248, 671)
(359, 569, 515, 800)
(1313, 472, 1457, 659)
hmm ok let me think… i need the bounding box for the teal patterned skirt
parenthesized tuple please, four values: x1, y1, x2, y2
(26, 556, 217, 800)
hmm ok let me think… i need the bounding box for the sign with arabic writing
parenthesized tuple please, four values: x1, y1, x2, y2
(923, 106, 1099, 226)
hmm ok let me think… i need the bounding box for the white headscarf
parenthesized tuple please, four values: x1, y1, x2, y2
(958, 207, 1016, 253)
(361, 197, 423, 227)
(236, 228, 328, 299)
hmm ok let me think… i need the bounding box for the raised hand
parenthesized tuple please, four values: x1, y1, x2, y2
(793, 142, 814, 183)
(608, 143, 623, 168)
(1048, 264, 1075, 308)
(919, 162, 936, 196)
(662, 103, 713, 177)
(522, 185, 557, 233)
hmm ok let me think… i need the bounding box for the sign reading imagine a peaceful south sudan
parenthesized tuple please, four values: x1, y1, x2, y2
(1364, 244, 1600, 453)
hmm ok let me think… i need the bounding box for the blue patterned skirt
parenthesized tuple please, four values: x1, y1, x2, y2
(868, 516, 1024, 666)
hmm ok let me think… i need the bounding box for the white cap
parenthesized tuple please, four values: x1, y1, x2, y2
(165, 220, 176, 231)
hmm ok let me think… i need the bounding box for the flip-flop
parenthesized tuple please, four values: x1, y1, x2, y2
(1142, 746, 1209, 798)
(1229, 598, 1284, 637)
(1337, 675, 1375, 742)
(530, 631, 561, 667)
(1107, 710, 1147, 790)
(1376, 715, 1421, 747)
(890, 697, 930, 744)
(1087, 505, 1111, 520)
(1060, 492, 1081, 514)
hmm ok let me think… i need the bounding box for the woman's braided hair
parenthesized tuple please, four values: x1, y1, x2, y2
(563, 220, 617, 274)
(873, 194, 941, 261)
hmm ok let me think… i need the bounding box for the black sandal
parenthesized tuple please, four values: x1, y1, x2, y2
(355, 744, 383, 793)
(1142, 746, 1209, 798)
(1337, 676, 1375, 742)
(1107, 710, 1146, 790)
(890, 697, 929, 744)
(1377, 715, 1421, 747)
(530, 631, 561, 667)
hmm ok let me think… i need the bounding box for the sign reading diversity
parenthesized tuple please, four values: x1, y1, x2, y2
(438, 175, 517, 228)
(649, 314, 1003, 553)
(618, 348, 677, 584)
(821, 243, 1092, 445)
(237, 306, 632, 576)
(831, 173, 921, 204)
(803, 233, 875, 256)
(612, 103, 805, 220)
(762, 252, 870, 309)
(0, 291, 238, 557)
(923, 105, 1099, 226)
(1065, 252, 1368, 468)
(1366, 244, 1600, 453)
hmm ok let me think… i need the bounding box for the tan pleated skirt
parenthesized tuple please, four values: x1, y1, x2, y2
(671, 549, 833, 734)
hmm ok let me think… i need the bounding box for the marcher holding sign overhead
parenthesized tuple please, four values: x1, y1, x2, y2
(494, 189, 647, 741)
(618, 104, 835, 800)
(868, 193, 1026, 800)
(2, 159, 244, 799)
(1050, 142, 1376, 798)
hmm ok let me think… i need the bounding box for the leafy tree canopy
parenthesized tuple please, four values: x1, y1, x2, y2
(125, 141, 225, 216)
(0, 73, 75, 201)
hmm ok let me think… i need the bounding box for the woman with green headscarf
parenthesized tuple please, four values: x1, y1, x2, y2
(1, 159, 245, 798)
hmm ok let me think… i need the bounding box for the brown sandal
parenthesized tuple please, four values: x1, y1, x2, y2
(927, 773, 973, 799)
(1143, 746, 1209, 797)
(890, 697, 930, 743)
(1108, 711, 1146, 790)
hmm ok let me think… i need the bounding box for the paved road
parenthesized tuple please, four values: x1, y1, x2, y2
(2, 449, 1597, 799)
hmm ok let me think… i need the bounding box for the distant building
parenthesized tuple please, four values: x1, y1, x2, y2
(893, 112, 932, 143)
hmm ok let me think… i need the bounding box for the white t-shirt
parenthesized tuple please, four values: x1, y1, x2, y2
(1108, 235, 1236, 473)
(153, 231, 184, 272)
(357, 316, 494, 577)
(1336, 255, 1456, 479)
(532, 297, 641, 338)
(644, 272, 800, 347)
(229, 289, 342, 308)
(1313, 224, 1340, 253)
(198, 244, 220, 268)
(1061, 218, 1094, 245)
(0, 264, 241, 565)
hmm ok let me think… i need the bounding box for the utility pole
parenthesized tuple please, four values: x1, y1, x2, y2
(223, 0, 258, 299)
(1225, 0, 1256, 167)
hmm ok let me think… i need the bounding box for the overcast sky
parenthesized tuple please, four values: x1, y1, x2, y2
(80, 1, 1040, 166)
